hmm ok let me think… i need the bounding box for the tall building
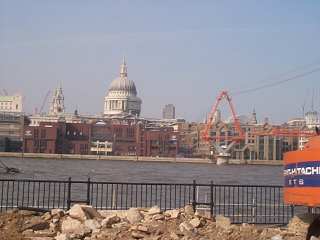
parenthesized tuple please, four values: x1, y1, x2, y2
(49, 85, 65, 115)
(162, 104, 175, 119)
(0, 95, 22, 113)
(104, 57, 142, 117)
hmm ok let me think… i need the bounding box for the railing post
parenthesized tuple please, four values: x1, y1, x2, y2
(112, 187, 116, 209)
(86, 178, 91, 205)
(210, 180, 214, 219)
(192, 180, 196, 212)
(252, 198, 256, 223)
(290, 205, 295, 218)
(67, 177, 72, 210)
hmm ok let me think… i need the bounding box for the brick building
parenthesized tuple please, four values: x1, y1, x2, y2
(65, 123, 91, 154)
(24, 122, 90, 154)
(23, 117, 180, 157)
(24, 122, 66, 154)
(136, 125, 178, 157)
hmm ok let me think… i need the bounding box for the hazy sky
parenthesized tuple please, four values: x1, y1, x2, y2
(1, 0, 320, 123)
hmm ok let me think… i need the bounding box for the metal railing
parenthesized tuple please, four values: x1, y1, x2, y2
(0, 178, 294, 224)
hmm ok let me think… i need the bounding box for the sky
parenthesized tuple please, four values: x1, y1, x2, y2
(0, 0, 320, 123)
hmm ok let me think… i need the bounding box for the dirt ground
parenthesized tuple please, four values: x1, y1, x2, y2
(0, 210, 27, 240)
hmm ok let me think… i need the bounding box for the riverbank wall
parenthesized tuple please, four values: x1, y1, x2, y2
(0, 151, 283, 165)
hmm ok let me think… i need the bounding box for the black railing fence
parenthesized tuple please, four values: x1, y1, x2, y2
(0, 178, 295, 224)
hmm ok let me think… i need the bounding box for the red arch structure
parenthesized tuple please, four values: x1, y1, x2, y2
(202, 90, 245, 142)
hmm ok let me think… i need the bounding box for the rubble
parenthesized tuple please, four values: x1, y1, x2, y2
(126, 207, 143, 224)
(0, 204, 316, 240)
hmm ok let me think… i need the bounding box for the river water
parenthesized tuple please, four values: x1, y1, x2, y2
(0, 157, 284, 186)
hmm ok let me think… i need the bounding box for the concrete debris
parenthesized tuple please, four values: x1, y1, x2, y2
(51, 209, 65, 218)
(126, 208, 143, 224)
(215, 214, 231, 230)
(0, 204, 316, 240)
(164, 209, 180, 219)
(101, 214, 121, 228)
(311, 236, 320, 240)
(189, 217, 202, 228)
(287, 215, 310, 236)
(184, 204, 195, 217)
(271, 234, 283, 240)
(42, 212, 52, 221)
(22, 216, 50, 231)
(147, 205, 161, 215)
(61, 217, 84, 234)
(68, 204, 101, 221)
(152, 213, 165, 221)
(137, 225, 150, 233)
(179, 221, 194, 232)
(84, 219, 101, 231)
(131, 231, 145, 239)
(55, 233, 70, 240)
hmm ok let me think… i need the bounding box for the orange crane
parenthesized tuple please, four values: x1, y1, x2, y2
(202, 91, 245, 164)
(202, 90, 245, 142)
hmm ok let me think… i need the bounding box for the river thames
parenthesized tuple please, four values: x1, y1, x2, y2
(0, 157, 283, 185)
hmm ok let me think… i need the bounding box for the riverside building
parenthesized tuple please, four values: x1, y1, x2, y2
(0, 93, 24, 152)
(0, 112, 25, 152)
(0, 94, 22, 113)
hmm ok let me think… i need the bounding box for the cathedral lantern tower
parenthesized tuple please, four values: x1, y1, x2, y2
(104, 57, 142, 116)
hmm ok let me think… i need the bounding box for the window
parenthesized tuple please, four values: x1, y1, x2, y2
(34, 129, 39, 138)
(41, 129, 46, 138)
(40, 140, 47, 148)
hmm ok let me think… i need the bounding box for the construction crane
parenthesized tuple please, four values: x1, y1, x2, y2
(203, 90, 245, 142)
(2, 89, 8, 96)
(38, 90, 51, 115)
(202, 90, 245, 164)
(202, 90, 318, 164)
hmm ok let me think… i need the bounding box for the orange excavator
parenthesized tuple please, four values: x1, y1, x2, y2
(284, 133, 320, 239)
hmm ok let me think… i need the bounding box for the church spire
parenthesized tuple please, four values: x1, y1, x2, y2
(120, 56, 128, 78)
(250, 108, 257, 124)
(49, 84, 65, 115)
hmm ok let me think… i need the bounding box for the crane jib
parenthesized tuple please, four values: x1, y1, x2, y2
(284, 161, 320, 187)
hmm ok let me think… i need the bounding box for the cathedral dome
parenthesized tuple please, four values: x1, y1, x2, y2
(109, 77, 137, 95)
(107, 57, 137, 96)
(104, 57, 142, 117)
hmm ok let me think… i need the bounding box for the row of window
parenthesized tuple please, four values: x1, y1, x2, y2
(67, 131, 83, 136)
(0, 102, 12, 105)
(0, 104, 19, 110)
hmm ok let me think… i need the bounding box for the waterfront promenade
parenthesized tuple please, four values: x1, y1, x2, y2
(0, 151, 282, 166)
